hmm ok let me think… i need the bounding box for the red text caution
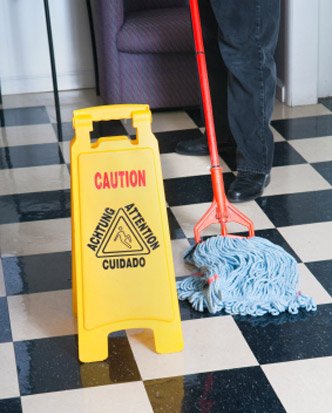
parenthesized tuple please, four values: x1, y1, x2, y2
(94, 170, 146, 190)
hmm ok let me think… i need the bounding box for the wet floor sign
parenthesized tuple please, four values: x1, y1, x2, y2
(71, 104, 184, 362)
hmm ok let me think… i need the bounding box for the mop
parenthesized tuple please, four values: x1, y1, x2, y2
(176, 0, 316, 316)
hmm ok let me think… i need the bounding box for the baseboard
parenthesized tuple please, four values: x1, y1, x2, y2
(2, 69, 95, 95)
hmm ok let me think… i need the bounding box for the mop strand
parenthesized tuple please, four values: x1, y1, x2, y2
(176, 236, 317, 316)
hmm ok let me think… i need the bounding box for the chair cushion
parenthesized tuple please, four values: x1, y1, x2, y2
(117, 7, 193, 53)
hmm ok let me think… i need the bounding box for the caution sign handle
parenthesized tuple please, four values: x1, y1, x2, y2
(74, 104, 149, 123)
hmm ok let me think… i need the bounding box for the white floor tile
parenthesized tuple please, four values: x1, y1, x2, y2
(8, 289, 76, 341)
(2, 91, 58, 109)
(120, 119, 136, 136)
(47, 105, 71, 123)
(290, 136, 332, 163)
(1, 89, 99, 109)
(47, 98, 101, 123)
(57, 89, 102, 106)
(128, 317, 258, 380)
(21, 382, 153, 413)
(123, 111, 197, 135)
(160, 153, 230, 179)
(279, 222, 332, 263)
(171, 201, 273, 238)
(0, 343, 20, 399)
(161, 153, 210, 179)
(263, 357, 332, 413)
(197, 125, 286, 146)
(0, 218, 71, 257)
(264, 164, 331, 196)
(298, 263, 332, 305)
(271, 126, 285, 142)
(171, 238, 194, 277)
(0, 124, 57, 147)
(0, 164, 70, 196)
(272, 100, 331, 120)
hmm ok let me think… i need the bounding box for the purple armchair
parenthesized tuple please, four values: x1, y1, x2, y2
(91, 0, 199, 109)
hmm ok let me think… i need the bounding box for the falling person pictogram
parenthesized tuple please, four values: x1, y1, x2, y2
(114, 226, 132, 249)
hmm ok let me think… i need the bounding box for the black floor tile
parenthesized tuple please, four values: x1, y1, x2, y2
(0, 107, 50, 127)
(234, 310, 316, 330)
(0, 297, 12, 343)
(15, 336, 81, 395)
(185, 107, 203, 127)
(80, 334, 141, 387)
(164, 173, 234, 207)
(271, 115, 332, 140)
(273, 141, 306, 166)
(187, 236, 219, 247)
(0, 189, 70, 224)
(15, 334, 141, 395)
(319, 97, 332, 112)
(2, 252, 71, 295)
(155, 128, 204, 154)
(144, 367, 285, 413)
(235, 304, 332, 364)
(305, 260, 332, 297)
(0, 143, 64, 169)
(312, 161, 332, 185)
(252, 228, 301, 262)
(177, 284, 228, 321)
(256, 189, 332, 227)
(54, 122, 73, 142)
(167, 208, 186, 239)
(231, 228, 301, 260)
(0, 398, 22, 413)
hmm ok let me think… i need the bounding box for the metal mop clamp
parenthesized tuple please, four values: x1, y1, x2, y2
(189, 0, 254, 243)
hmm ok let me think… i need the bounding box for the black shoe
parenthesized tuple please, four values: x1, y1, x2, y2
(175, 136, 236, 156)
(227, 171, 271, 203)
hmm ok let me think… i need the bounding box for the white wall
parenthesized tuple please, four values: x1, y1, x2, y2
(277, 0, 332, 106)
(1, 0, 331, 102)
(0, 0, 95, 95)
(318, 0, 332, 97)
(283, 0, 319, 106)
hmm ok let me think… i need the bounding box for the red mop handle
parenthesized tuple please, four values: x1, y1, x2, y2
(189, 0, 220, 167)
(189, 0, 255, 242)
(189, 0, 228, 221)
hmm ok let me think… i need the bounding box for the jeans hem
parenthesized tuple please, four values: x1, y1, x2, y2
(237, 168, 271, 175)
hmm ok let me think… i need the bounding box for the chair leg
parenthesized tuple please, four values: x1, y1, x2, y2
(43, 0, 63, 142)
(86, 0, 100, 96)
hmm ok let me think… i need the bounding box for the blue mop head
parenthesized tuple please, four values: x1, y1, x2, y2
(176, 236, 317, 316)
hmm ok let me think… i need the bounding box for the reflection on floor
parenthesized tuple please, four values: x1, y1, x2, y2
(1, 90, 332, 412)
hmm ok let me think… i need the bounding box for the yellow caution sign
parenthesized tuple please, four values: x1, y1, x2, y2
(71, 104, 184, 362)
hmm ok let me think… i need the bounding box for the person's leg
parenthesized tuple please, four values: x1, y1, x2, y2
(176, 0, 235, 155)
(210, 0, 280, 201)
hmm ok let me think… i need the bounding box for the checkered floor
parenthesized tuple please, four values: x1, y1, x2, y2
(1, 90, 332, 413)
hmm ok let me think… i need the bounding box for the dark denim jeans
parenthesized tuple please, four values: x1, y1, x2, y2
(200, 0, 281, 174)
